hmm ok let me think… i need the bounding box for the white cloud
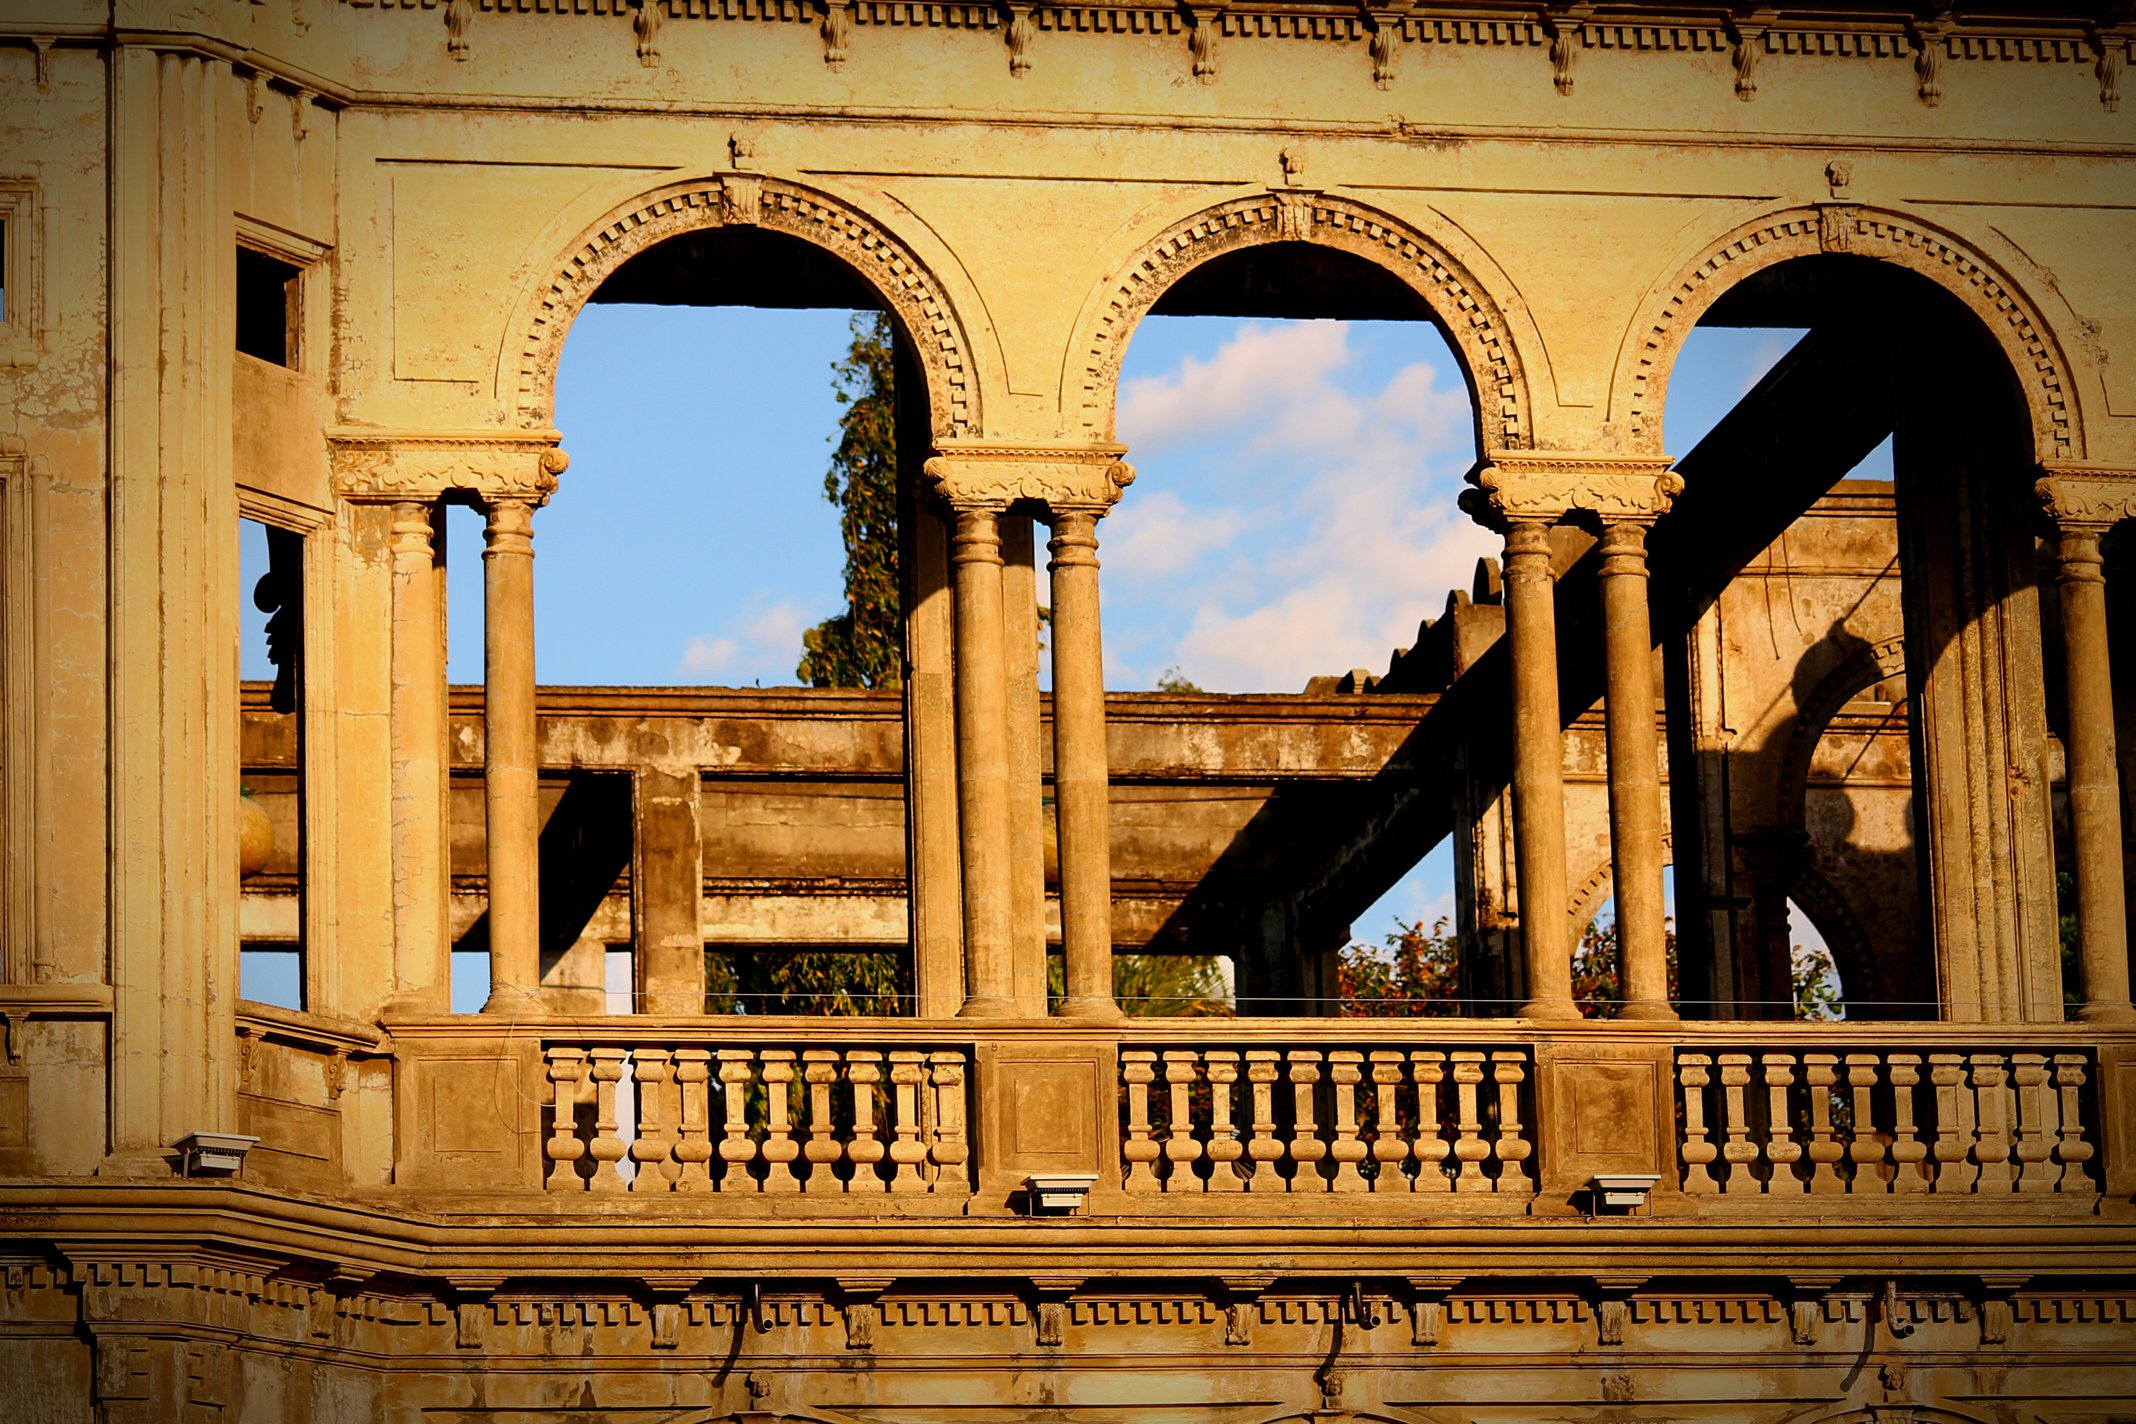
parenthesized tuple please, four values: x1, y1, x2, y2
(676, 598, 818, 684)
(1101, 489, 1250, 584)
(678, 636, 738, 677)
(1119, 322, 1352, 451)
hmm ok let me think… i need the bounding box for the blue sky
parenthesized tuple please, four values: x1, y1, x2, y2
(243, 302, 1879, 998)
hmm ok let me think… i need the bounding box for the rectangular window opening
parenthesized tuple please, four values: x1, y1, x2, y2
(240, 516, 306, 1010)
(236, 245, 301, 368)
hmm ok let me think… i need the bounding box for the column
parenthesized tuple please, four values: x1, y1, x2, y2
(1503, 519, 1579, 1020)
(1000, 515, 1049, 1013)
(634, 766, 705, 1017)
(950, 501, 1017, 1016)
(481, 496, 542, 1013)
(1048, 506, 1121, 1020)
(2052, 522, 2135, 1022)
(386, 501, 449, 1013)
(1597, 521, 1677, 1021)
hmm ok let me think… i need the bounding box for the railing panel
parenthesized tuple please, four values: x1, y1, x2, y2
(1673, 1045, 2098, 1198)
(1121, 1041, 1536, 1196)
(544, 1040, 972, 1195)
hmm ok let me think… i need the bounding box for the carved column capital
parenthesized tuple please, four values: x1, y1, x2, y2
(329, 429, 567, 506)
(924, 442, 1134, 514)
(2037, 464, 2136, 532)
(1463, 451, 1680, 530)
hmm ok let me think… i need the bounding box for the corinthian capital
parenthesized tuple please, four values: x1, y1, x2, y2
(2037, 463, 2136, 532)
(1462, 450, 1682, 529)
(922, 442, 1135, 513)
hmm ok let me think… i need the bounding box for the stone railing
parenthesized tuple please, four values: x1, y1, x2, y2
(1675, 1043, 2097, 1198)
(543, 1039, 971, 1195)
(1119, 1042, 1534, 1197)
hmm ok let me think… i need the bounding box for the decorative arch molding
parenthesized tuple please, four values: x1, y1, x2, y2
(507, 174, 980, 441)
(1568, 833, 1674, 932)
(1068, 192, 1533, 452)
(1617, 203, 2085, 464)
(1777, 633, 1908, 829)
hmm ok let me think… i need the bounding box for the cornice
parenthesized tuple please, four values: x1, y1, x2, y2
(2037, 463, 2136, 530)
(1464, 451, 1683, 526)
(922, 443, 1134, 512)
(326, 428, 569, 505)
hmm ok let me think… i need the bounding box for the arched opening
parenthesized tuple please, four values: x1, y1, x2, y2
(1104, 239, 1496, 1016)
(446, 224, 942, 1017)
(1658, 251, 2061, 1022)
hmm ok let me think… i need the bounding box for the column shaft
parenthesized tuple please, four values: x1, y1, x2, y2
(1048, 509, 1121, 1020)
(634, 767, 705, 1016)
(1000, 516, 1049, 1013)
(387, 502, 449, 1013)
(951, 504, 1017, 1015)
(1597, 521, 1677, 1021)
(481, 497, 542, 1013)
(2057, 527, 2136, 1022)
(1503, 520, 1579, 1019)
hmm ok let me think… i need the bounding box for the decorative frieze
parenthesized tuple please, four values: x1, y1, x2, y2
(1465, 451, 1681, 526)
(922, 443, 1133, 512)
(327, 430, 568, 505)
(2037, 465, 2136, 531)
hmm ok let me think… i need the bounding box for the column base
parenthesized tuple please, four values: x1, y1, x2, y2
(1056, 995, 1124, 1023)
(958, 995, 1020, 1019)
(2078, 1000, 2136, 1025)
(379, 989, 449, 1019)
(479, 984, 549, 1017)
(1617, 1000, 1681, 1022)
(1518, 997, 1583, 1022)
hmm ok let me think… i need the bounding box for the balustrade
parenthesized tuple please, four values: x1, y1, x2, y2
(545, 1041, 972, 1194)
(1674, 1046, 2097, 1198)
(1119, 1044, 1536, 1195)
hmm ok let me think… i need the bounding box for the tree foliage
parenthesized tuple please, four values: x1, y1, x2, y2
(797, 313, 903, 690)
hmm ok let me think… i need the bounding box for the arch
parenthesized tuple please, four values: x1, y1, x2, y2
(1786, 860, 1875, 1010)
(1567, 833, 1673, 932)
(1776, 633, 1907, 833)
(1066, 192, 1535, 452)
(505, 174, 980, 441)
(1614, 203, 2087, 463)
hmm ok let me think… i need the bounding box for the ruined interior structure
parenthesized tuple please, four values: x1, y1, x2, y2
(4, 1, 2136, 1418)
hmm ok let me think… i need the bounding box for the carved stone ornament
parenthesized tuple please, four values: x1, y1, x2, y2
(1465, 451, 1682, 526)
(2036, 466, 2136, 531)
(328, 430, 569, 505)
(923, 443, 1134, 512)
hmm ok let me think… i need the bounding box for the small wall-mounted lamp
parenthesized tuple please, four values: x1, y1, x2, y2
(1584, 1173, 1661, 1218)
(177, 1132, 260, 1179)
(1022, 1173, 1098, 1216)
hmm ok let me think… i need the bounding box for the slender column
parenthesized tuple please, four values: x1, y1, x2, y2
(387, 501, 449, 1012)
(1000, 516, 1049, 1013)
(950, 502, 1017, 1015)
(481, 496, 542, 1013)
(1502, 519, 1578, 1020)
(634, 766, 705, 1016)
(1597, 520, 1677, 1021)
(2053, 524, 2135, 1022)
(1048, 507, 1121, 1019)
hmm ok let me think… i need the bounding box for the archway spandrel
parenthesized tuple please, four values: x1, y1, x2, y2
(1616, 203, 2086, 463)
(507, 175, 981, 442)
(1068, 192, 1534, 453)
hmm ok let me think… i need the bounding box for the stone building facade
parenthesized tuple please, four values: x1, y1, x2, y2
(3, 0, 2136, 1418)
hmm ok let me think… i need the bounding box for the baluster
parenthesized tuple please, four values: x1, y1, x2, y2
(1368, 1051, 1409, 1193)
(1121, 1050, 1160, 1192)
(1286, 1051, 1328, 1193)
(629, 1048, 677, 1194)
(887, 1050, 927, 1194)
(1411, 1051, 1452, 1192)
(1678, 1053, 1718, 1194)
(1489, 1050, 1533, 1194)
(1162, 1051, 1206, 1192)
(801, 1050, 842, 1194)
(1843, 1053, 1887, 1194)
(1803, 1053, 1844, 1193)
(1717, 1052, 1758, 1195)
(1244, 1051, 1283, 1193)
(2052, 1053, 2094, 1193)
(927, 1051, 971, 1195)
(1928, 1053, 1976, 1194)
(1970, 1052, 2014, 1193)
(716, 1047, 759, 1192)
(671, 1049, 714, 1192)
(1327, 1051, 1368, 1193)
(544, 1047, 591, 1191)
(2010, 1052, 2055, 1194)
(1885, 1054, 1927, 1193)
(1205, 1051, 1245, 1192)
(844, 1051, 887, 1194)
(758, 1050, 800, 1192)
(586, 1047, 629, 1193)
(1449, 1052, 1491, 1194)
(1761, 1053, 1803, 1195)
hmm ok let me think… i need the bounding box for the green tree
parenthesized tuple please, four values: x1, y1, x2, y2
(797, 313, 903, 689)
